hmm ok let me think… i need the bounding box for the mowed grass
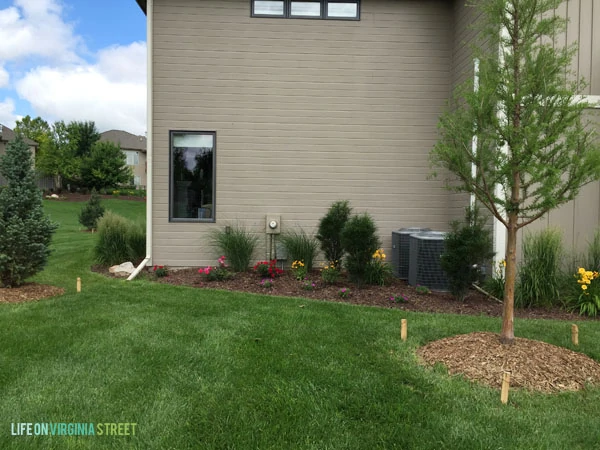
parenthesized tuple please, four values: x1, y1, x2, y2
(1, 200, 600, 449)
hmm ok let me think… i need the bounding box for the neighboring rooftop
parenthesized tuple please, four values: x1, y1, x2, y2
(0, 124, 39, 147)
(100, 130, 147, 152)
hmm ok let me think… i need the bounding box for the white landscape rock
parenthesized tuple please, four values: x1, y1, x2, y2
(109, 262, 135, 277)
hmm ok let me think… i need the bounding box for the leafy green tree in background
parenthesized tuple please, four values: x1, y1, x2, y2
(0, 136, 57, 287)
(81, 141, 132, 190)
(430, 0, 600, 344)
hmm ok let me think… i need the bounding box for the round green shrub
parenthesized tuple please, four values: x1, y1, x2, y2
(316, 200, 352, 269)
(340, 213, 380, 286)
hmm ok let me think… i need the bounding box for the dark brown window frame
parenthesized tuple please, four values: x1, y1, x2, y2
(251, 0, 360, 20)
(169, 130, 216, 223)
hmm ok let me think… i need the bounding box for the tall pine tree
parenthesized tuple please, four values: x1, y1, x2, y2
(0, 136, 58, 287)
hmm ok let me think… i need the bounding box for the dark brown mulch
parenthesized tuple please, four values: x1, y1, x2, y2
(0, 283, 65, 303)
(149, 268, 588, 322)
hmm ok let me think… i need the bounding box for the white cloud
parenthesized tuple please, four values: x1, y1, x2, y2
(0, 97, 17, 128)
(0, 0, 81, 63)
(0, 66, 9, 88)
(16, 42, 147, 134)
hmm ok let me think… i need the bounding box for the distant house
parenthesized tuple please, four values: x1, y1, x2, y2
(135, 0, 600, 269)
(0, 124, 54, 189)
(0, 123, 38, 162)
(99, 130, 147, 188)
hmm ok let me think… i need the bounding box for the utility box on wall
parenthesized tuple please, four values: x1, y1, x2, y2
(265, 216, 281, 234)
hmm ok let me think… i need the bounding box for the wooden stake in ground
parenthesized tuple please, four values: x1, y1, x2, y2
(77, 277, 81, 293)
(501, 371, 511, 404)
(401, 319, 407, 341)
(572, 324, 579, 346)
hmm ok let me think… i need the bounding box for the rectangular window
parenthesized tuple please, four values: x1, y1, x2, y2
(251, 0, 359, 20)
(170, 131, 216, 222)
(290, 1, 321, 17)
(326, 2, 358, 18)
(253, 0, 285, 16)
(124, 151, 139, 166)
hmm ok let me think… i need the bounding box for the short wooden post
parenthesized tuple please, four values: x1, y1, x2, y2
(572, 324, 579, 346)
(77, 277, 81, 293)
(400, 319, 407, 341)
(501, 371, 511, 404)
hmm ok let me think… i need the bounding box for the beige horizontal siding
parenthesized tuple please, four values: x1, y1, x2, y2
(151, 0, 472, 267)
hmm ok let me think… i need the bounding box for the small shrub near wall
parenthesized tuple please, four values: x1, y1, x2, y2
(340, 213, 381, 286)
(316, 200, 352, 269)
(441, 207, 494, 301)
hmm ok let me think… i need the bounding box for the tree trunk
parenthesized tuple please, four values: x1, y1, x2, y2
(500, 213, 518, 344)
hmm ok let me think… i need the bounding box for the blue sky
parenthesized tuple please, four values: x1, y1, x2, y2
(0, 0, 147, 134)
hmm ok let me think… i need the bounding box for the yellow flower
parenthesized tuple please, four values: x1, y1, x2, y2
(578, 267, 586, 274)
(582, 284, 588, 290)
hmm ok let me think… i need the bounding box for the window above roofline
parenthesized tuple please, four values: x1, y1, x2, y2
(251, 0, 360, 21)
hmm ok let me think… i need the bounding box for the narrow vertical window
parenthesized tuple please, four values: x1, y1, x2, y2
(170, 131, 216, 222)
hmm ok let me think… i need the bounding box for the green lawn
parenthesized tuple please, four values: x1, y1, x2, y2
(1, 199, 600, 449)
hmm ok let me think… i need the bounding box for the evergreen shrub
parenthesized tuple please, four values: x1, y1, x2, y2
(0, 136, 58, 287)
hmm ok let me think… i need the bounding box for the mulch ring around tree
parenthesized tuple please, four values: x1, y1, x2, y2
(417, 332, 600, 393)
(0, 283, 65, 303)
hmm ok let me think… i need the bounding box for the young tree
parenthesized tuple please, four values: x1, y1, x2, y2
(80, 141, 132, 190)
(0, 136, 58, 287)
(430, 0, 600, 344)
(78, 188, 105, 230)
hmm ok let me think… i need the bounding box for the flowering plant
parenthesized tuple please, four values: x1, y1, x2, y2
(415, 285, 431, 295)
(320, 261, 340, 284)
(291, 260, 307, 280)
(260, 278, 274, 288)
(338, 287, 350, 298)
(253, 260, 283, 278)
(153, 265, 168, 278)
(302, 280, 316, 291)
(199, 256, 231, 281)
(574, 267, 600, 316)
(365, 249, 393, 286)
(390, 294, 408, 304)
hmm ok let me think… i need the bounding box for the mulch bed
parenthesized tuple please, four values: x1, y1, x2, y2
(0, 283, 65, 303)
(417, 332, 600, 393)
(152, 268, 588, 322)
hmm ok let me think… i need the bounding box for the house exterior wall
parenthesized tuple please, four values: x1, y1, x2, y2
(516, 0, 600, 258)
(150, 0, 467, 267)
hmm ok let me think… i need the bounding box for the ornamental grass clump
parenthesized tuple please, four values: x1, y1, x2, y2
(279, 230, 319, 271)
(94, 211, 146, 266)
(516, 228, 563, 308)
(210, 225, 258, 272)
